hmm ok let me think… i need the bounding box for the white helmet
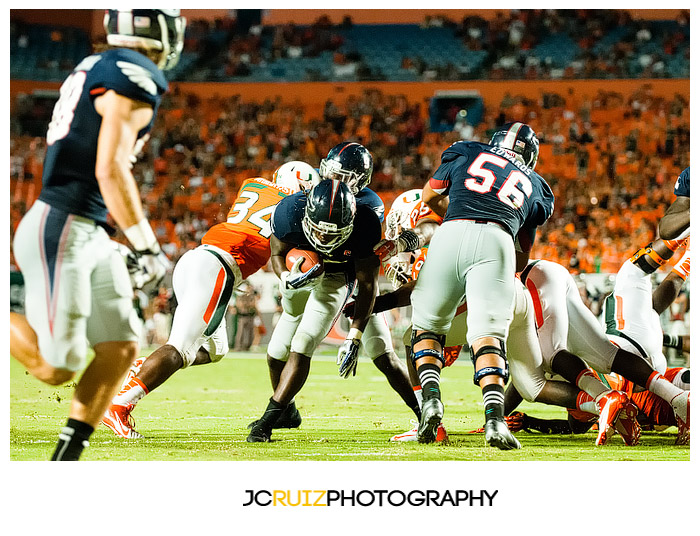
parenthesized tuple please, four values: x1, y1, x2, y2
(383, 252, 414, 290)
(104, 9, 186, 71)
(273, 161, 320, 193)
(385, 189, 423, 240)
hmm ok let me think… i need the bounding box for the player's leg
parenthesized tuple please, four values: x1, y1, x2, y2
(463, 225, 519, 450)
(247, 273, 352, 442)
(10, 312, 75, 385)
(10, 202, 81, 386)
(252, 286, 312, 429)
(103, 245, 240, 438)
(409, 222, 472, 443)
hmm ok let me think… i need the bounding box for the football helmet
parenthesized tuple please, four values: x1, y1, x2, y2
(273, 161, 320, 193)
(302, 179, 356, 254)
(319, 142, 373, 194)
(385, 189, 423, 240)
(383, 252, 414, 289)
(489, 122, 540, 170)
(104, 9, 186, 70)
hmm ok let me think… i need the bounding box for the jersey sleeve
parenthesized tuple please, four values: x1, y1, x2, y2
(528, 176, 555, 227)
(352, 205, 383, 258)
(357, 187, 385, 223)
(96, 50, 168, 107)
(271, 193, 305, 244)
(674, 167, 690, 198)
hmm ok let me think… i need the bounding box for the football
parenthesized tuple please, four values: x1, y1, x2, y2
(286, 248, 323, 273)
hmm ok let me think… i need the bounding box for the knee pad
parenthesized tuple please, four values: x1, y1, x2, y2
(290, 331, 318, 357)
(410, 329, 446, 366)
(470, 341, 509, 385)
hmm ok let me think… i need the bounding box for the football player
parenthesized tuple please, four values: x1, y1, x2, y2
(409, 122, 554, 449)
(10, 10, 185, 460)
(101, 162, 317, 438)
(247, 178, 417, 442)
(601, 212, 691, 442)
(252, 143, 418, 434)
(502, 366, 689, 438)
(372, 189, 453, 441)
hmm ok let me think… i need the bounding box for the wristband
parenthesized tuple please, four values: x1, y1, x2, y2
(124, 218, 159, 253)
(399, 229, 421, 252)
(347, 328, 363, 341)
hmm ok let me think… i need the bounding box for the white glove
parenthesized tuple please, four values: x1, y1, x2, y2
(280, 256, 323, 290)
(126, 248, 171, 290)
(374, 229, 420, 262)
(337, 328, 362, 378)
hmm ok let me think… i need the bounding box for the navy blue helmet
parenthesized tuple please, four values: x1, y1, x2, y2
(490, 122, 540, 170)
(302, 179, 357, 254)
(104, 9, 186, 70)
(319, 142, 373, 194)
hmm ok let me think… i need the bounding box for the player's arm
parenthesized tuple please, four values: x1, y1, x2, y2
(94, 90, 156, 249)
(337, 254, 380, 378)
(515, 225, 536, 273)
(270, 235, 295, 278)
(658, 196, 690, 240)
(422, 180, 449, 218)
(351, 254, 381, 332)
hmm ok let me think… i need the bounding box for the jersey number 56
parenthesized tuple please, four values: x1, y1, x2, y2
(465, 153, 533, 209)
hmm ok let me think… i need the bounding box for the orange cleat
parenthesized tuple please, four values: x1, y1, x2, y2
(102, 403, 144, 439)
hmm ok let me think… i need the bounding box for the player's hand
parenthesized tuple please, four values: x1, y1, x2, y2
(280, 256, 323, 290)
(127, 247, 171, 289)
(374, 229, 420, 262)
(337, 329, 362, 378)
(342, 300, 356, 319)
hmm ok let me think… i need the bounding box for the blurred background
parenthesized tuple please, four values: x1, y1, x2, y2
(9, 9, 690, 364)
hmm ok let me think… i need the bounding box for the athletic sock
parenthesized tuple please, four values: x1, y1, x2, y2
(51, 418, 94, 461)
(575, 369, 608, 400)
(413, 385, 423, 410)
(417, 363, 441, 401)
(576, 391, 599, 415)
(647, 371, 684, 404)
(482, 383, 505, 421)
(113, 377, 149, 407)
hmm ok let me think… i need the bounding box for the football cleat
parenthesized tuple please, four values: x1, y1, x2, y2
(613, 396, 641, 446)
(246, 423, 273, 443)
(102, 403, 144, 439)
(391, 421, 448, 443)
(671, 391, 690, 445)
(417, 398, 444, 444)
(247, 402, 302, 430)
(484, 418, 522, 450)
(595, 390, 628, 446)
(390, 420, 419, 442)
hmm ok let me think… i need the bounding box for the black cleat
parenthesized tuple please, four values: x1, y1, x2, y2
(246, 423, 273, 443)
(247, 402, 302, 430)
(417, 398, 444, 444)
(484, 418, 522, 450)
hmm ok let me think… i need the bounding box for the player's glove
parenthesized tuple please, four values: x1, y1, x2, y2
(280, 256, 323, 290)
(337, 328, 362, 378)
(126, 247, 171, 290)
(374, 229, 421, 262)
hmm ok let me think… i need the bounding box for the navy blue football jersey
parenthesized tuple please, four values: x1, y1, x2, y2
(271, 191, 382, 272)
(356, 187, 385, 223)
(429, 141, 554, 240)
(674, 167, 690, 198)
(38, 48, 168, 224)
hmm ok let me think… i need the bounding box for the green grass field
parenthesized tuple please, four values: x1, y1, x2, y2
(10, 348, 689, 461)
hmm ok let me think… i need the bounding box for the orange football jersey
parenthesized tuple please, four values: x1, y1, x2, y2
(201, 177, 295, 278)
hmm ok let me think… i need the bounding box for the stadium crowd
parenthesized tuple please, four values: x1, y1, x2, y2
(10, 83, 689, 274)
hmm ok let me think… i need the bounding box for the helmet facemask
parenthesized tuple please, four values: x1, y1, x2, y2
(302, 215, 353, 255)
